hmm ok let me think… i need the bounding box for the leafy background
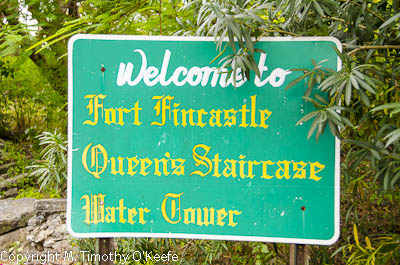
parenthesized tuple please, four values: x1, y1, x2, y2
(1, 0, 399, 264)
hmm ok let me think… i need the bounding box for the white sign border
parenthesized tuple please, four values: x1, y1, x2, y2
(67, 34, 341, 245)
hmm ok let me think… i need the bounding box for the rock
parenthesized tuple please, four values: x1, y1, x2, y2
(3, 187, 18, 198)
(0, 197, 72, 255)
(0, 173, 7, 182)
(28, 215, 44, 228)
(0, 173, 27, 191)
(55, 223, 66, 236)
(0, 227, 27, 249)
(43, 238, 56, 248)
(35, 199, 66, 213)
(26, 209, 69, 252)
(52, 240, 71, 253)
(0, 198, 35, 234)
(35, 230, 46, 243)
(0, 161, 16, 174)
(26, 233, 35, 242)
(36, 243, 44, 252)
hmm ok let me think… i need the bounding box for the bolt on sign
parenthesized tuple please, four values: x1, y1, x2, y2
(68, 34, 341, 245)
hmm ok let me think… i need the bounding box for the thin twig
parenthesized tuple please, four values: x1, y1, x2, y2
(178, 239, 194, 265)
(241, 21, 299, 37)
(338, 0, 385, 22)
(322, 16, 367, 30)
(348, 45, 400, 56)
(259, 28, 299, 37)
(159, 0, 162, 35)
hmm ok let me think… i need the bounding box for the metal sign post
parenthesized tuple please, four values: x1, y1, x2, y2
(98, 238, 114, 265)
(290, 244, 309, 265)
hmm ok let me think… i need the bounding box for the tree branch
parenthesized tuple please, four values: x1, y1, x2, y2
(159, 0, 162, 35)
(259, 28, 299, 37)
(338, 0, 385, 22)
(348, 45, 400, 56)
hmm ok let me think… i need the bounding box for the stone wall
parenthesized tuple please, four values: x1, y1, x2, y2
(0, 198, 71, 264)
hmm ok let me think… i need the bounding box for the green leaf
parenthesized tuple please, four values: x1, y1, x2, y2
(355, 76, 376, 94)
(248, 54, 260, 77)
(345, 79, 352, 105)
(296, 111, 319, 125)
(370, 148, 381, 160)
(225, 15, 242, 39)
(307, 114, 320, 140)
(371, 102, 400, 112)
(358, 89, 370, 106)
(285, 74, 307, 90)
(379, 12, 400, 29)
(390, 170, 400, 189)
(314, 94, 329, 105)
(384, 128, 400, 147)
(328, 118, 339, 136)
(327, 108, 343, 123)
(319, 74, 337, 91)
(383, 168, 390, 191)
(312, 0, 325, 16)
(349, 74, 359, 90)
(227, 28, 236, 53)
(243, 28, 254, 55)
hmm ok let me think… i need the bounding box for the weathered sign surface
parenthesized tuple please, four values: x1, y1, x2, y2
(68, 34, 341, 245)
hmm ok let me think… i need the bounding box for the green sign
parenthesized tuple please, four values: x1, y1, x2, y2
(68, 34, 340, 245)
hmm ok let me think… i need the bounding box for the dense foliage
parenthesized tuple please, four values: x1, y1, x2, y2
(1, 0, 399, 264)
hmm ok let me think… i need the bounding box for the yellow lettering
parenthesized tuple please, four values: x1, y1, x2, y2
(171, 158, 185, 176)
(81, 195, 91, 225)
(190, 144, 212, 177)
(223, 159, 237, 178)
(223, 109, 237, 127)
(197, 208, 215, 226)
(293, 161, 307, 179)
(247, 160, 261, 179)
(172, 103, 181, 126)
(154, 152, 170, 176)
(184, 208, 196, 225)
(161, 193, 183, 224)
(139, 208, 151, 224)
(261, 161, 275, 179)
(105, 207, 116, 223)
(111, 156, 125, 176)
(250, 95, 258, 128)
(132, 101, 142, 126)
(116, 108, 131, 126)
(83, 94, 106, 126)
(117, 199, 126, 224)
(181, 108, 196, 127)
(259, 109, 272, 129)
(127, 156, 140, 176)
(228, 210, 242, 227)
(275, 160, 291, 179)
(212, 153, 222, 177)
(217, 208, 228, 226)
(309, 161, 325, 181)
(128, 208, 137, 225)
(197, 109, 208, 128)
(209, 109, 222, 127)
(139, 158, 153, 176)
(82, 143, 108, 179)
(151, 95, 174, 126)
(104, 108, 116, 125)
(238, 155, 247, 179)
(239, 103, 249, 128)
